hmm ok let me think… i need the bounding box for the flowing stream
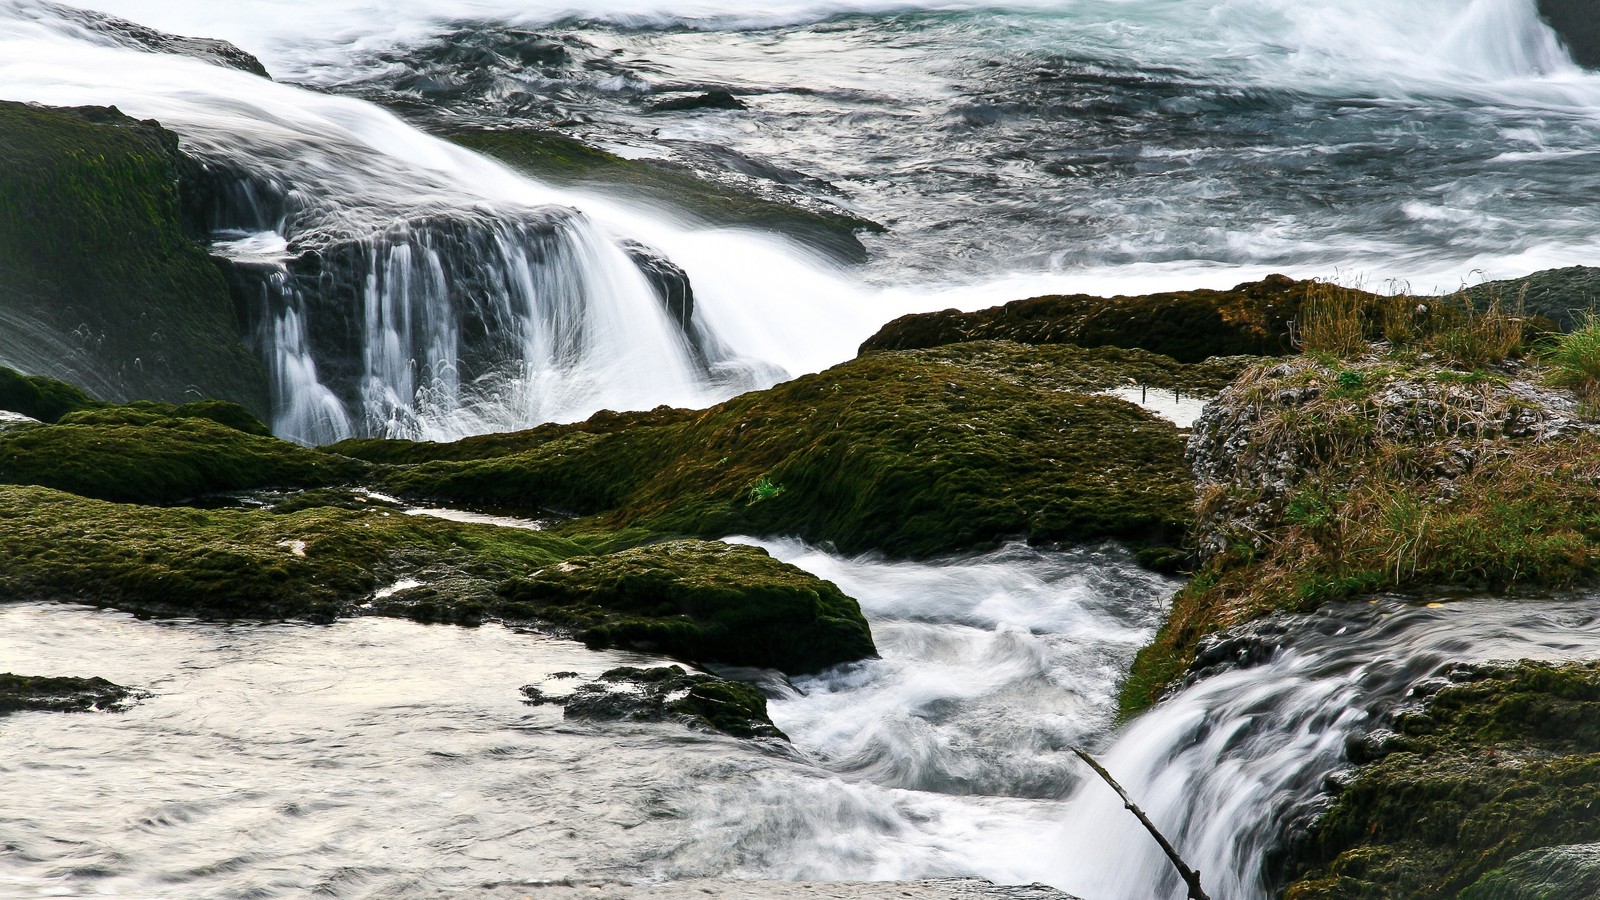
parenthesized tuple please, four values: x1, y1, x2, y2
(6, 2, 1600, 898)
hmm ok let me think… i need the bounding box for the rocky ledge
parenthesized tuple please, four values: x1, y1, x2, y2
(0, 673, 141, 715)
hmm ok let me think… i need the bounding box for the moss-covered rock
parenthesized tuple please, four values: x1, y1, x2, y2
(0, 483, 586, 621)
(525, 664, 787, 740)
(500, 540, 874, 674)
(860, 274, 1362, 363)
(1461, 843, 1600, 900)
(374, 341, 1201, 559)
(1285, 661, 1600, 899)
(0, 365, 105, 423)
(0, 416, 367, 504)
(1462, 265, 1600, 331)
(0, 673, 140, 715)
(0, 101, 267, 414)
(448, 127, 881, 262)
(1122, 354, 1600, 715)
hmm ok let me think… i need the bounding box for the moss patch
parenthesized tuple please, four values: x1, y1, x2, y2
(527, 664, 787, 740)
(0, 101, 267, 413)
(500, 540, 874, 675)
(0, 365, 105, 423)
(1285, 661, 1600, 899)
(379, 341, 1201, 559)
(448, 127, 880, 261)
(1461, 843, 1600, 900)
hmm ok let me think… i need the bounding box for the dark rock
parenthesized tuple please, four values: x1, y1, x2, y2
(645, 91, 747, 113)
(34, 2, 271, 77)
(0, 101, 270, 417)
(1462, 843, 1600, 899)
(860, 274, 1334, 363)
(619, 239, 694, 330)
(524, 665, 786, 740)
(1461, 265, 1600, 331)
(0, 673, 140, 715)
(498, 540, 876, 676)
(1538, 1, 1600, 69)
(1284, 661, 1600, 899)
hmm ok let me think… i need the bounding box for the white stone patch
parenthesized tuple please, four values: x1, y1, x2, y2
(277, 539, 308, 557)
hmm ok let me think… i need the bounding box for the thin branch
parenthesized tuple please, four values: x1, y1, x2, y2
(1072, 747, 1211, 900)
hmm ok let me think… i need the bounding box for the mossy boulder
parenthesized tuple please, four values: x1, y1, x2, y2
(500, 540, 874, 674)
(0, 101, 267, 414)
(0, 365, 104, 423)
(860, 274, 1359, 362)
(525, 664, 786, 740)
(1461, 843, 1600, 899)
(0, 415, 366, 504)
(1462, 265, 1600, 331)
(447, 127, 881, 262)
(368, 341, 1201, 559)
(1285, 661, 1600, 899)
(0, 673, 140, 715)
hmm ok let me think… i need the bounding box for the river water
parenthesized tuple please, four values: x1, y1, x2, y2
(4, 2, 1600, 898)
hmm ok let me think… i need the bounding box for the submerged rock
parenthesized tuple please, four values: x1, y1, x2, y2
(524, 664, 786, 740)
(447, 127, 881, 263)
(0, 673, 140, 715)
(645, 90, 748, 113)
(1285, 661, 1600, 899)
(31, 2, 271, 77)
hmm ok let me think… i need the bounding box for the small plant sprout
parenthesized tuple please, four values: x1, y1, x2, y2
(747, 476, 786, 502)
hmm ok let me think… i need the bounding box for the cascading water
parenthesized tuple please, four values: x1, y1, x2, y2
(8, 2, 1600, 898)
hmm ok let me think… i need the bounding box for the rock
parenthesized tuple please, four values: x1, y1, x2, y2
(499, 540, 875, 675)
(369, 341, 1202, 559)
(859, 274, 1355, 362)
(34, 2, 271, 77)
(0, 673, 140, 715)
(1462, 843, 1600, 899)
(0, 101, 270, 416)
(1284, 661, 1600, 899)
(524, 664, 787, 740)
(645, 90, 748, 113)
(1461, 265, 1600, 331)
(1537, 1, 1600, 69)
(446, 128, 881, 263)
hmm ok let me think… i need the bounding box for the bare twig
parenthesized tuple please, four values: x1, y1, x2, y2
(1072, 747, 1211, 900)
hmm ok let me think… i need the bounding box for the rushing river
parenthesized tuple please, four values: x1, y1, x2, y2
(5, 2, 1600, 898)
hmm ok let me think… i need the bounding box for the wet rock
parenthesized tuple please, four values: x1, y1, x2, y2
(34, 2, 271, 77)
(1461, 842, 1600, 899)
(1285, 661, 1600, 899)
(498, 540, 875, 675)
(0, 673, 140, 715)
(523, 664, 786, 740)
(645, 90, 747, 113)
(1537, 1, 1600, 70)
(0, 101, 270, 416)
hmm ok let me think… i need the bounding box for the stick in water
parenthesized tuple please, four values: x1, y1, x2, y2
(1071, 747, 1212, 900)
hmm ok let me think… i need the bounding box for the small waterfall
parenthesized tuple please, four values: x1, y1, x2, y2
(1047, 597, 1600, 899)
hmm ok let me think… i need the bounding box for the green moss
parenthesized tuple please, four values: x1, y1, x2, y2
(449, 128, 881, 262)
(383, 342, 1199, 558)
(0, 483, 586, 622)
(499, 540, 874, 675)
(1285, 662, 1600, 900)
(0, 365, 105, 422)
(0, 673, 139, 715)
(1461, 843, 1600, 900)
(58, 398, 271, 435)
(0, 101, 267, 413)
(0, 417, 368, 504)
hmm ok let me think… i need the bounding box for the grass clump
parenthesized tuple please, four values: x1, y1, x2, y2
(1544, 312, 1600, 411)
(1285, 661, 1600, 899)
